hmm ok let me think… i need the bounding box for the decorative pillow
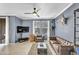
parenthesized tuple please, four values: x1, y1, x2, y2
(53, 40, 60, 44)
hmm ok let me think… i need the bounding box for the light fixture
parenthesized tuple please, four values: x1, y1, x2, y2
(33, 13, 36, 16)
(60, 15, 64, 24)
(61, 14, 69, 24)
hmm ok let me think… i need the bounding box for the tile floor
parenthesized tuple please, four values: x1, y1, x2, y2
(0, 41, 56, 55)
(0, 41, 33, 55)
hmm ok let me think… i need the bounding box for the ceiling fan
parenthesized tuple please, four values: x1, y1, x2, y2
(24, 8, 40, 17)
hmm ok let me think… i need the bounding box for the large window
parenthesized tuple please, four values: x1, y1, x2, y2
(33, 20, 49, 40)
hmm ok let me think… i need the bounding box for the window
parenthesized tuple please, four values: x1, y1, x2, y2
(33, 20, 49, 40)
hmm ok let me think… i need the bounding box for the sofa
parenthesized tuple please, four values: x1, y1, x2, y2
(49, 36, 74, 55)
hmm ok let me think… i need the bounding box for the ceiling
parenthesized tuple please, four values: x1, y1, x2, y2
(0, 3, 73, 20)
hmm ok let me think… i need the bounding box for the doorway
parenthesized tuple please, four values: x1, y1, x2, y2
(0, 16, 9, 47)
(0, 18, 5, 44)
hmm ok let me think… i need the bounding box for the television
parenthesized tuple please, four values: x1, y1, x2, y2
(22, 27, 29, 32)
(17, 26, 23, 33)
(17, 26, 29, 33)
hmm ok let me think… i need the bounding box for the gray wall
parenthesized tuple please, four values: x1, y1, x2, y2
(9, 17, 54, 43)
(9, 17, 33, 43)
(9, 16, 22, 43)
(55, 3, 79, 42)
(9, 16, 16, 43)
(50, 20, 55, 37)
(15, 17, 22, 42)
(22, 20, 33, 38)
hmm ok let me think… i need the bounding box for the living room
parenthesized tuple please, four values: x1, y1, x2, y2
(0, 3, 79, 55)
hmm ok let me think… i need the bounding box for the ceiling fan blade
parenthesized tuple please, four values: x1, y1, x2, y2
(36, 13, 40, 17)
(24, 13, 33, 14)
(37, 9, 41, 12)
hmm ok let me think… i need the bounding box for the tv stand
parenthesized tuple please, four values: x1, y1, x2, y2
(17, 37, 29, 43)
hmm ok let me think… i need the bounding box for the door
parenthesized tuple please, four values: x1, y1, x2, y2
(0, 18, 5, 43)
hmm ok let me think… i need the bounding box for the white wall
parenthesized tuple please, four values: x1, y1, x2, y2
(22, 20, 33, 38)
(55, 3, 79, 43)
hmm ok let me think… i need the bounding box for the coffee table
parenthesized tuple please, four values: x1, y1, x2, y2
(37, 42, 47, 55)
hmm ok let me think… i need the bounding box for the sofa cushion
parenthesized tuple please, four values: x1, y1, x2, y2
(49, 36, 74, 55)
(53, 40, 60, 44)
(50, 40, 60, 44)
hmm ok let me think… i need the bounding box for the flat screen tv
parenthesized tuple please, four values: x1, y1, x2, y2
(22, 27, 29, 32)
(17, 26, 29, 33)
(17, 26, 23, 33)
